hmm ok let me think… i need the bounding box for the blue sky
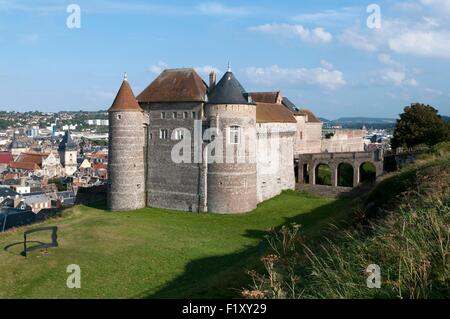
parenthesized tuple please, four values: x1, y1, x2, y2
(0, 0, 449, 119)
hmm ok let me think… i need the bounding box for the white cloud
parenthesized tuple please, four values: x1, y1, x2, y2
(339, 27, 378, 52)
(243, 64, 346, 90)
(148, 62, 221, 77)
(292, 7, 361, 26)
(320, 60, 334, 70)
(340, 18, 450, 59)
(194, 65, 221, 77)
(195, 3, 248, 16)
(249, 23, 332, 44)
(388, 30, 450, 59)
(148, 61, 168, 75)
(375, 53, 418, 87)
(420, 0, 450, 12)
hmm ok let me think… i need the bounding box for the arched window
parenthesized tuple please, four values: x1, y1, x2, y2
(229, 126, 241, 145)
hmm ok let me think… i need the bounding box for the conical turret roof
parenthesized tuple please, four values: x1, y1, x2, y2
(59, 130, 77, 151)
(208, 71, 253, 105)
(109, 77, 142, 112)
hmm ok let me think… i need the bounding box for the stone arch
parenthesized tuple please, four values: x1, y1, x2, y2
(315, 163, 332, 186)
(360, 161, 377, 183)
(337, 162, 354, 187)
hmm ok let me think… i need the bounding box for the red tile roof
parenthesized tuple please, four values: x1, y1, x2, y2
(9, 161, 40, 171)
(109, 80, 142, 112)
(137, 69, 208, 103)
(249, 92, 281, 104)
(0, 151, 13, 164)
(296, 109, 322, 123)
(256, 102, 297, 124)
(15, 152, 49, 167)
(93, 163, 107, 170)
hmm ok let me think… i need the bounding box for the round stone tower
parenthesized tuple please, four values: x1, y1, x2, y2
(107, 74, 146, 211)
(205, 68, 257, 213)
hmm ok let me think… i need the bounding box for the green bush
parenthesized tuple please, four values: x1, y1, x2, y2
(244, 159, 450, 299)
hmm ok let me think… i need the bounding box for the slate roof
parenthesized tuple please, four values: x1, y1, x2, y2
(0, 187, 19, 198)
(59, 130, 77, 151)
(208, 71, 254, 105)
(137, 69, 208, 103)
(281, 97, 300, 112)
(23, 194, 50, 206)
(109, 79, 142, 112)
(256, 103, 297, 124)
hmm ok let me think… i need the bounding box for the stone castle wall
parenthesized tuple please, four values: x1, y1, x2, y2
(107, 111, 146, 211)
(257, 123, 297, 203)
(141, 102, 204, 212)
(205, 104, 258, 213)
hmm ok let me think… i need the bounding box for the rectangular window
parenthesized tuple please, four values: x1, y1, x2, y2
(183, 112, 188, 119)
(159, 129, 169, 139)
(161, 112, 166, 119)
(229, 126, 241, 145)
(192, 111, 196, 119)
(173, 112, 178, 119)
(174, 129, 184, 140)
(300, 132, 303, 140)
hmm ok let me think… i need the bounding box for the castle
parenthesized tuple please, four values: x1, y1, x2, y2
(107, 67, 366, 213)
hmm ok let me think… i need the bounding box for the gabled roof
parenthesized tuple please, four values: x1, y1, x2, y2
(256, 103, 297, 124)
(15, 152, 48, 167)
(137, 68, 208, 103)
(109, 79, 142, 112)
(9, 161, 40, 171)
(208, 71, 253, 105)
(249, 92, 281, 104)
(296, 109, 322, 123)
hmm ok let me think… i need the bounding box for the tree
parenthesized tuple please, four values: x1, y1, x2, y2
(391, 103, 449, 150)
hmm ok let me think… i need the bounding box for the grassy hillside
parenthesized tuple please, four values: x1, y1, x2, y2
(245, 148, 450, 299)
(0, 192, 354, 298)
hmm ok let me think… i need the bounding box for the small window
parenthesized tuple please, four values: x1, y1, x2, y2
(117, 114, 122, 120)
(229, 126, 241, 145)
(192, 111, 196, 119)
(174, 129, 184, 140)
(173, 112, 178, 119)
(183, 112, 188, 119)
(161, 112, 166, 119)
(159, 129, 169, 139)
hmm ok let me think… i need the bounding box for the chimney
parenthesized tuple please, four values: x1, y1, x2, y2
(209, 71, 216, 91)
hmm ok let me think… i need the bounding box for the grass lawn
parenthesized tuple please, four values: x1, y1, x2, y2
(0, 191, 354, 299)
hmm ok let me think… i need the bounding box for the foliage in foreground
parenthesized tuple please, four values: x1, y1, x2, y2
(244, 159, 450, 299)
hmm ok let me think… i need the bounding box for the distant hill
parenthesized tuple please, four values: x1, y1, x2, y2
(334, 117, 397, 124)
(319, 117, 397, 129)
(442, 115, 450, 123)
